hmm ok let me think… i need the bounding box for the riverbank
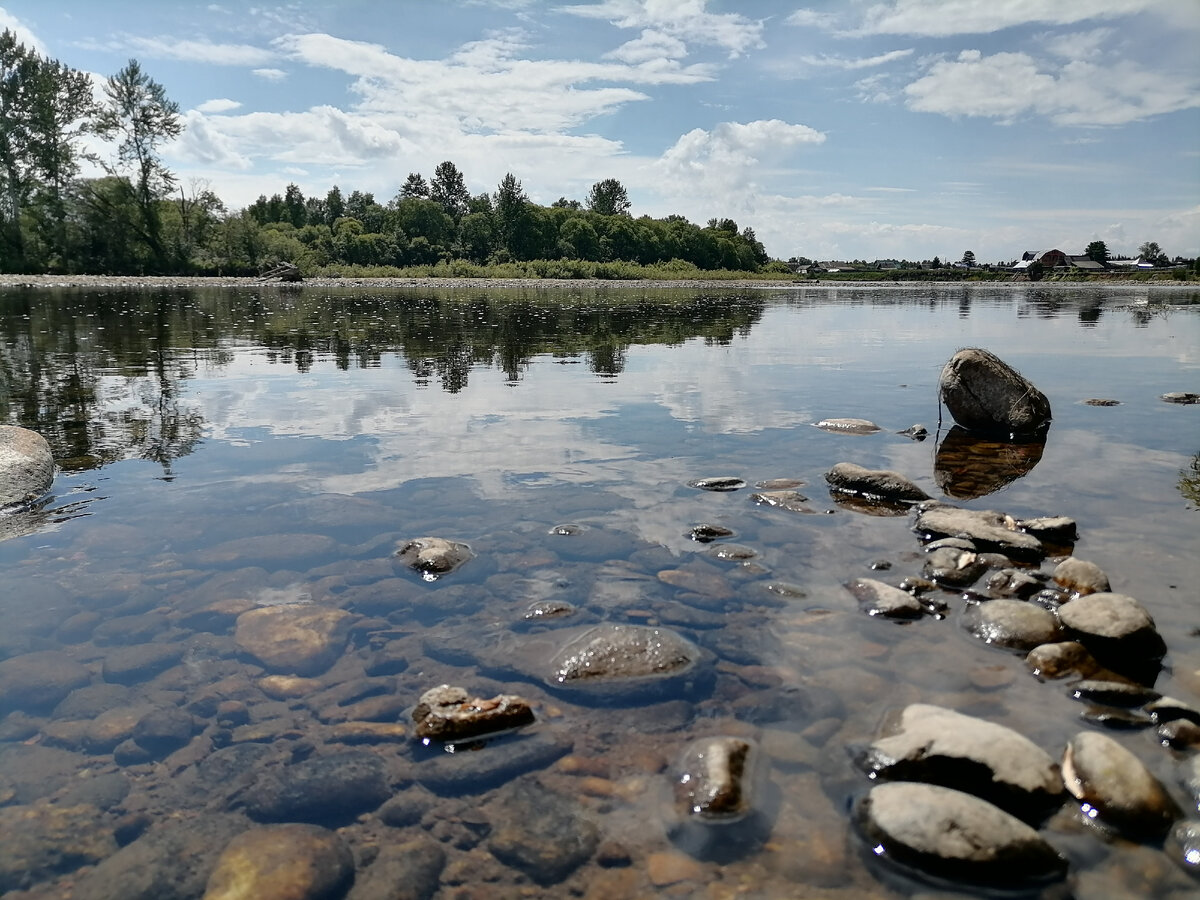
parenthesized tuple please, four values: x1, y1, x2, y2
(0, 273, 1195, 291)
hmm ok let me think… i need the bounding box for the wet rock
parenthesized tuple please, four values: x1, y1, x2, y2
(923, 547, 988, 587)
(754, 478, 805, 490)
(1148, 697, 1200, 727)
(1159, 720, 1200, 750)
(687, 476, 746, 492)
(195, 743, 273, 792)
(938, 348, 1052, 436)
(687, 523, 735, 543)
(760, 581, 807, 600)
(813, 417, 881, 434)
(93, 612, 170, 645)
(987, 568, 1046, 599)
(132, 706, 196, 756)
(57, 771, 131, 811)
(101, 642, 186, 685)
(1165, 819, 1200, 879)
(327, 722, 409, 745)
(899, 424, 928, 440)
(0, 424, 54, 507)
(243, 750, 391, 826)
(1161, 392, 1200, 404)
(547, 623, 706, 701)
(1084, 398, 1121, 406)
(855, 703, 1065, 821)
(396, 536, 475, 579)
(548, 523, 583, 535)
(364, 640, 410, 676)
(912, 503, 1044, 560)
(414, 730, 573, 795)
(1062, 730, 1182, 838)
(824, 462, 930, 503)
(705, 542, 758, 562)
(346, 837, 445, 900)
(202, 823, 354, 900)
(846, 578, 923, 620)
(487, 779, 599, 885)
(855, 782, 1067, 886)
(749, 489, 813, 513)
(1080, 707, 1153, 730)
(522, 599, 575, 621)
(1056, 592, 1167, 668)
(71, 814, 247, 900)
(963, 599, 1064, 651)
(0, 802, 117, 893)
(258, 674, 323, 700)
(1026, 641, 1102, 680)
(234, 605, 356, 676)
(412, 684, 535, 742)
(1069, 679, 1159, 707)
(674, 736, 761, 821)
(1018, 516, 1077, 544)
(1052, 557, 1110, 596)
(0, 650, 91, 713)
(114, 739, 154, 767)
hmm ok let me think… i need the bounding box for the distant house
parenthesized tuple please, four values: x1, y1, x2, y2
(820, 261, 859, 272)
(1012, 249, 1069, 272)
(1066, 255, 1106, 272)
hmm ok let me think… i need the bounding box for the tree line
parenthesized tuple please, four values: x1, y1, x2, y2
(0, 31, 772, 277)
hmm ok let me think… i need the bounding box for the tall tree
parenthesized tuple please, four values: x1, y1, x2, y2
(494, 172, 530, 259)
(1138, 241, 1165, 265)
(586, 178, 630, 216)
(1084, 240, 1109, 264)
(960, 250, 976, 267)
(398, 172, 429, 200)
(324, 185, 345, 224)
(430, 161, 470, 221)
(95, 59, 182, 271)
(283, 182, 306, 228)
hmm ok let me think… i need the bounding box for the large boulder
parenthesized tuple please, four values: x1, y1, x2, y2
(0, 425, 54, 507)
(938, 349, 1051, 436)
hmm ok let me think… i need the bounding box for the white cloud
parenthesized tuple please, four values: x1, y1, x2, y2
(799, 49, 914, 70)
(657, 120, 826, 195)
(195, 98, 242, 114)
(1040, 27, 1114, 60)
(785, 9, 841, 30)
(605, 28, 687, 63)
(904, 49, 1200, 125)
(83, 34, 277, 66)
(856, 0, 1172, 37)
(252, 67, 288, 81)
(559, 0, 764, 57)
(0, 9, 45, 54)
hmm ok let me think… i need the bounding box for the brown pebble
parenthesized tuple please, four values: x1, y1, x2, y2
(647, 850, 708, 886)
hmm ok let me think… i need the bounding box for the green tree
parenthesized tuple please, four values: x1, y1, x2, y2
(95, 59, 182, 271)
(1085, 240, 1109, 265)
(1138, 241, 1166, 265)
(398, 172, 429, 200)
(961, 250, 976, 267)
(430, 161, 470, 221)
(586, 178, 631, 216)
(494, 172, 530, 259)
(324, 186, 345, 224)
(283, 182, 306, 228)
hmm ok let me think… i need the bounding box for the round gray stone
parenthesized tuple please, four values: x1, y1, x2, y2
(1062, 730, 1182, 838)
(0, 425, 54, 508)
(963, 599, 1063, 651)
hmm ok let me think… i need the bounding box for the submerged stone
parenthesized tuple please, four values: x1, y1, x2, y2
(234, 605, 355, 676)
(550, 624, 700, 689)
(396, 536, 474, 579)
(487, 780, 599, 885)
(202, 823, 353, 900)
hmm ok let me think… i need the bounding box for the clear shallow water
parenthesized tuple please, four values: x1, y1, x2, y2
(1, 283, 1198, 898)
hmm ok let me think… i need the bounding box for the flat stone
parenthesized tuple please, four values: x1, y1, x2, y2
(856, 703, 1065, 821)
(1161, 392, 1200, 404)
(487, 780, 599, 885)
(987, 568, 1045, 599)
(1062, 730, 1182, 838)
(1052, 557, 1110, 596)
(1068, 679, 1159, 708)
(234, 605, 356, 676)
(748, 490, 813, 513)
(0, 802, 117, 893)
(345, 837, 445, 900)
(824, 462, 930, 503)
(687, 523, 735, 543)
(1017, 516, 1078, 544)
(938, 348, 1052, 435)
(414, 731, 573, 796)
(814, 417, 881, 434)
(855, 782, 1067, 886)
(243, 750, 391, 826)
(846, 578, 923, 620)
(412, 684, 535, 742)
(0, 650, 91, 713)
(687, 476, 746, 492)
(202, 823, 353, 900)
(549, 624, 702, 693)
(963, 599, 1064, 651)
(1147, 697, 1200, 727)
(0, 424, 54, 507)
(913, 504, 1044, 560)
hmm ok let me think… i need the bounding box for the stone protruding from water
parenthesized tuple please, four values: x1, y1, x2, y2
(912, 502, 1044, 560)
(938, 348, 1052, 436)
(0, 425, 54, 508)
(855, 782, 1067, 887)
(855, 704, 1065, 822)
(395, 536, 474, 579)
(814, 417, 881, 434)
(846, 578, 924, 620)
(412, 684, 535, 742)
(1062, 731, 1182, 839)
(1056, 591, 1166, 668)
(824, 462, 931, 504)
(674, 736, 761, 821)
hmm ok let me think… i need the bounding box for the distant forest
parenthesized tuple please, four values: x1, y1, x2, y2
(0, 30, 777, 278)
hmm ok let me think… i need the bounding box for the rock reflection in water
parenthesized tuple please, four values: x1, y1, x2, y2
(934, 425, 1046, 499)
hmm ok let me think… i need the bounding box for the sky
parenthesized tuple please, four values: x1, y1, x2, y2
(1, 0, 1198, 263)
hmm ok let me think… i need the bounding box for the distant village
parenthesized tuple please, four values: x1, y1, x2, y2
(786, 242, 1194, 279)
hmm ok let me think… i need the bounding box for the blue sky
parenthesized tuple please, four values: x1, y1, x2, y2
(2, 0, 1197, 262)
